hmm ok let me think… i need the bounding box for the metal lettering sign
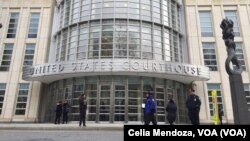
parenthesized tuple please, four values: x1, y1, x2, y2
(22, 59, 210, 83)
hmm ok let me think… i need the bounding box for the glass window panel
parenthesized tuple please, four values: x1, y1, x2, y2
(202, 43, 217, 71)
(102, 37, 113, 43)
(207, 84, 224, 117)
(199, 11, 213, 37)
(128, 107, 139, 113)
(23, 44, 35, 68)
(15, 109, 25, 115)
(0, 84, 6, 114)
(128, 91, 140, 98)
(0, 44, 14, 71)
(88, 107, 96, 113)
(28, 13, 40, 38)
(115, 99, 125, 105)
(128, 115, 138, 121)
(128, 3, 139, 8)
(7, 13, 19, 38)
(115, 37, 127, 44)
(114, 50, 127, 58)
(115, 91, 125, 98)
(234, 43, 246, 71)
(225, 11, 241, 36)
(16, 103, 26, 108)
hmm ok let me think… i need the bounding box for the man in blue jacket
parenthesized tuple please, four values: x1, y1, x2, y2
(144, 91, 157, 125)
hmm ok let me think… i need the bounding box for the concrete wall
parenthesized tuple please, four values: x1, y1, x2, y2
(0, 0, 54, 122)
(185, 0, 250, 124)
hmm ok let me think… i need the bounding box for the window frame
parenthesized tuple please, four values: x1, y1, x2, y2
(28, 13, 40, 38)
(207, 84, 224, 117)
(202, 42, 218, 71)
(0, 83, 7, 115)
(199, 11, 214, 37)
(15, 83, 30, 115)
(0, 44, 14, 71)
(7, 13, 19, 38)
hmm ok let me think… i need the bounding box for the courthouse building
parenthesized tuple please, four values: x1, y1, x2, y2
(0, 0, 249, 124)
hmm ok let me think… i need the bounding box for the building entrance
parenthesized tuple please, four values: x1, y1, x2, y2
(99, 83, 126, 123)
(45, 76, 188, 124)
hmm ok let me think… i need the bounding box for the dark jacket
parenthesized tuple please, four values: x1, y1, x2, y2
(144, 96, 156, 114)
(55, 103, 62, 116)
(166, 99, 177, 123)
(63, 103, 70, 113)
(186, 94, 201, 111)
(219, 109, 223, 119)
(79, 96, 87, 113)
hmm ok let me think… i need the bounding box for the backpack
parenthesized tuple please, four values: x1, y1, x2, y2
(186, 95, 201, 110)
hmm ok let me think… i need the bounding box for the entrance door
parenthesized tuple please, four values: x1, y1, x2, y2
(113, 84, 126, 122)
(99, 83, 126, 123)
(155, 86, 166, 122)
(99, 85, 111, 122)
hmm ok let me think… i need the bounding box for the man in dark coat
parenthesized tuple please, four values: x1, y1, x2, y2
(186, 88, 201, 125)
(166, 97, 177, 125)
(62, 100, 70, 124)
(79, 94, 87, 126)
(54, 101, 62, 124)
(219, 107, 223, 125)
(144, 91, 157, 125)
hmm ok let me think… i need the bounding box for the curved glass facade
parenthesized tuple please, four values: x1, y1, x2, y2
(45, 76, 187, 123)
(55, 0, 183, 62)
(44, 0, 188, 123)
(58, 0, 182, 29)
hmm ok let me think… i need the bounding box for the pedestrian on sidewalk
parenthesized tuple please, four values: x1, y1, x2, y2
(186, 88, 201, 125)
(79, 94, 87, 127)
(54, 101, 62, 124)
(219, 107, 223, 125)
(144, 90, 157, 125)
(62, 100, 70, 124)
(166, 95, 177, 125)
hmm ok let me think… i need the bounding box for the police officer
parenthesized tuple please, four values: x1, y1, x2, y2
(186, 88, 201, 125)
(144, 91, 157, 125)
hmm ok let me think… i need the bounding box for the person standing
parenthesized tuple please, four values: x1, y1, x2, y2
(144, 91, 157, 125)
(166, 96, 177, 125)
(62, 100, 70, 124)
(219, 107, 223, 125)
(54, 101, 62, 124)
(79, 94, 87, 127)
(186, 88, 201, 125)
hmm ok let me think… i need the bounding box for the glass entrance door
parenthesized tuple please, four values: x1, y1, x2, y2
(99, 85, 111, 122)
(113, 84, 126, 122)
(99, 83, 126, 123)
(155, 86, 165, 122)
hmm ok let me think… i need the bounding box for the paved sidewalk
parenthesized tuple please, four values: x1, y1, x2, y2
(0, 123, 125, 131)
